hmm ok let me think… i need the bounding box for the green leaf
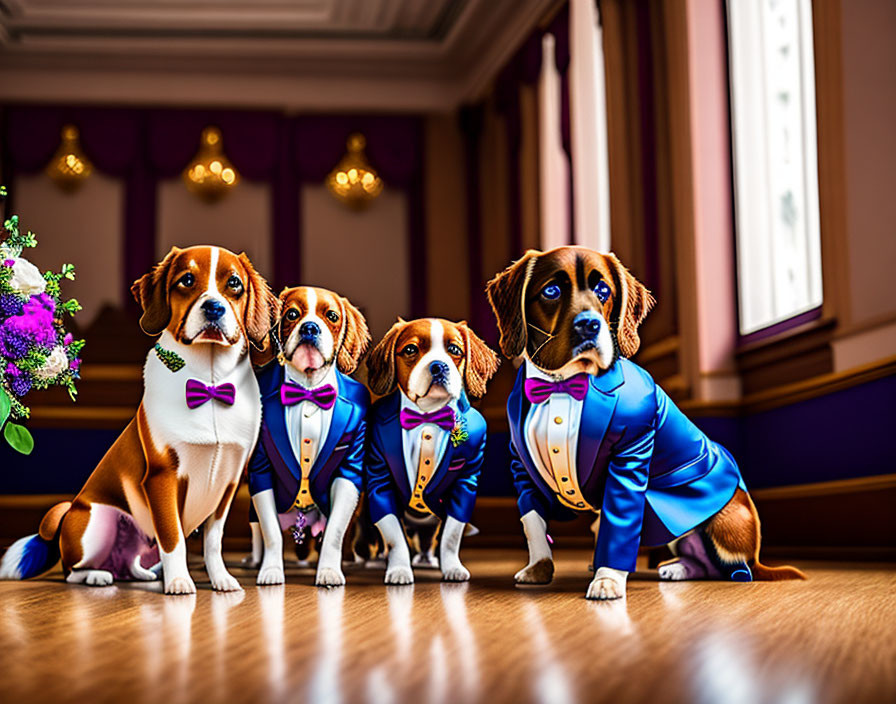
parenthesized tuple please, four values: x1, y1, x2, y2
(4, 421, 34, 455)
(0, 388, 10, 428)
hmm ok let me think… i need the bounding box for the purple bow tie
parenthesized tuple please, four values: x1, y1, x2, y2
(399, 406, 456, 432)
(524, 374, 590, 405)
(185, 379, 236, 409)
(280, 382, 337, 410)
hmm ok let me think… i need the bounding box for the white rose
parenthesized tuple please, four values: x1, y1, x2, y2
(8, 257, 47, 297)
(34, 346, 69, 380)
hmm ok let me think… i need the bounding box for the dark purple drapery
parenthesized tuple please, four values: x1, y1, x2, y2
(1, 105, 426, 314)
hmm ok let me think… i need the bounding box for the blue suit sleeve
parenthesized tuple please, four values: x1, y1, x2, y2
(365, 426, 401, 524)
(443, 431, 484, 524)
(510, 435, 550, 520)
(593, 422, 655, 573)
(247, 435, 274, 496)
(336, 411, 366, 493)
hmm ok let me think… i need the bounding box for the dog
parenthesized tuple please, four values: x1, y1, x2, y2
(246, 285, 371, 587)
(365, 318, 499, 584)
(486, 246, 805, 600)
(0, 245, 276, 594)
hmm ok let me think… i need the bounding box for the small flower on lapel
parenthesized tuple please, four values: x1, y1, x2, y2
(450, 416, 469, 448)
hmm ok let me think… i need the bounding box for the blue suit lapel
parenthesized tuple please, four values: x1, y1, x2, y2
(262, 366, 302, 482)
(507, 367, 553, 500)
(378, 395, 412, 501)
(310, 372, 352, 481)
(577, 363, 624, 488)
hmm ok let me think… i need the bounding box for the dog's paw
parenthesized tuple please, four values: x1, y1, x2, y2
(385, 565, 414, 585)
(315, 567, 346, 587)
(165, 575, 197, 595)
(514, 558, 554, 585)
(658, 561, 689, 582)
(441, 564, 470, 583)
(586, 576, 625, 601)
(210, 571, 243, 592)
(67, 569, 115, 587)
(257, 564, 285, 586)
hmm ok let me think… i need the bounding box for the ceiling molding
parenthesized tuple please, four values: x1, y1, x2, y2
(0, 0, 554, 111)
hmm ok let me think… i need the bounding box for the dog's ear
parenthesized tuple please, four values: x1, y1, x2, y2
(605, 252, 655, 358)
(366, 318, 405, 396)
(130, 247, 180, 336)
(459, 321, 500, 398)
(336, 295, 371, 375)
(485, 250, 540, 359)
(239, 252, 279, 347)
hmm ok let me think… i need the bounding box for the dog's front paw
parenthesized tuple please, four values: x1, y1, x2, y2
(385, 565, 414, 585)
(514, 558, 554, 585)
(442, 564, 470, 582)
(210, 571, 243, 592)
(586, 576, 625, 601)
(315, 566, 346, 587)
(257, 564, 285, 586)
(165, 575, 197, 595)
(658, 561, 689, 582)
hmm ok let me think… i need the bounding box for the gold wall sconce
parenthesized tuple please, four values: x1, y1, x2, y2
(183, 126, 240, 202)
(46, 125, 93, 192)
(325, 133, 384, 211)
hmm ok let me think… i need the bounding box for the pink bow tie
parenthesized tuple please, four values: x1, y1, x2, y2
(185, 379, 236, 409)
(280, 382, 337, 410)
(523, 374, 589, 404)
(399, 406, 456, 432)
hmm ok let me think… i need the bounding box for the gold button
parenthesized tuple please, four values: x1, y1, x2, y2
(424, 459, 431, 465)
(420, 476, 426, 481)
(554, 417, 563, 425)
(304, 439, 311, 444)
(416, 503, 426, 509)
(304, 457, 310, 463)
(561, 477, 569, 482)
(551, 447, 560, 454)
(423, 434, 432, 440)
(301, 489, 308, 494)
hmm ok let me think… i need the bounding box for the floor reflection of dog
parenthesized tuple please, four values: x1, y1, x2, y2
(487, 246, 805, 600)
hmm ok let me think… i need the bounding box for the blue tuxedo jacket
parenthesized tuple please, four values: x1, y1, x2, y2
(508, 358, 745, 573)
(365, 392, 486, 525)
(247, 363, 369, 516)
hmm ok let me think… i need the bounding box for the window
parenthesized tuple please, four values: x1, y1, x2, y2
(727, 0, 823, 335)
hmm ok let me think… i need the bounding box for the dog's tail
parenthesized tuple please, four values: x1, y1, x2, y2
(0, 501, 70, 580)
(751, 561, 806, 581)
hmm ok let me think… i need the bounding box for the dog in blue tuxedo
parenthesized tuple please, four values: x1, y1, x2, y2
(486, 247, 804, 600)
(365, 318, 499, 584)
(248, 285, 370, 587)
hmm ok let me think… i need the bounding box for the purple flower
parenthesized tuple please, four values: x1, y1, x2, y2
(0, 293, 24, 319)
(0, 329, 29, 359)
(5, 362, 31, 397)
(69, 357, 81, 372)
(2, 259, 14, 267)
(64, 333, 73, 346)
(0, 292, 57, 357)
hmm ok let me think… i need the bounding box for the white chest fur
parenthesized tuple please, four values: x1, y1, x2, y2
(140, 331, 261, 534)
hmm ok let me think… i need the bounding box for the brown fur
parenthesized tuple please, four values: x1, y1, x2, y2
(460, 322, 500, 398)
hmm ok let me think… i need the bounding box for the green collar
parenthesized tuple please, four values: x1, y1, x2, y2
(154, 343, 185, 373)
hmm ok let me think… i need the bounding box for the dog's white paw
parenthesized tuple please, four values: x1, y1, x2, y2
(165, 575, 197, 595)
(315, 567, 346, 587)
(210, 571, 243, 592)
(385, 565, 414, 585)
(658, 562, 689, 582)
(514, 558, 555, 585)
(586, 576, 625, 601)
(257, 564, 285, 586)
(65, 569, 115, 587)
(441, 564, 470, 583)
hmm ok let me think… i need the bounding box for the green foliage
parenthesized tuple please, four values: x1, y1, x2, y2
(4, 421, 34, 455)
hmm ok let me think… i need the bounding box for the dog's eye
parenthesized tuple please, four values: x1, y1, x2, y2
(178, 273, 195, 288)
(541, 283, 561, 300)
(227, 275, 243, 292)
(594, 281, 611, 303)
(285, 309, 300, 321)
(446, 343, 463, 356)
(326, 310, 339, 323)
(401, 344, 419, 356)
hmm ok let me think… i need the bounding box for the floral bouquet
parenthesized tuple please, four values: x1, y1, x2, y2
(0, 185, 84, 454)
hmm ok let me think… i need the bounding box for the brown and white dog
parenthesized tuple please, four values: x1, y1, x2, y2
(487, 246, 803, 599)
(0, 245, 276, 594)
(364, 318, 498, 584)
(246, 285, 371, 587)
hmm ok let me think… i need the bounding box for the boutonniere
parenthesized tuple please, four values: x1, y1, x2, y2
(450, 415, 469, 448)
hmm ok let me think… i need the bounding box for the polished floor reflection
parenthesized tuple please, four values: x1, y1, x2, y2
(1, 550, 893, 704)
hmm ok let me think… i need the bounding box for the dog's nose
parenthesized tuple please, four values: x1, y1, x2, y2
(201, 299, 226, 322)
(299, 321, 321, 339)
(573, 312, 602, 339)
(429, 360, 449, 379)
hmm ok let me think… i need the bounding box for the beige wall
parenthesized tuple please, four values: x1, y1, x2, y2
(301, 184, 409, 342)
(14, 171, 123, 326)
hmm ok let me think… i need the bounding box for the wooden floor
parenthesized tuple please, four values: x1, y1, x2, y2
(1, 550, 894, 704)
